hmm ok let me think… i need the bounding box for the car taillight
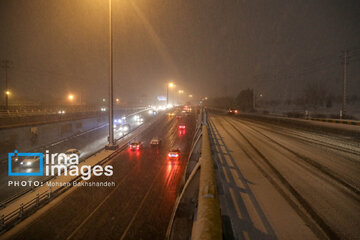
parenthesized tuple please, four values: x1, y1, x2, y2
(179, 125, 185, 129)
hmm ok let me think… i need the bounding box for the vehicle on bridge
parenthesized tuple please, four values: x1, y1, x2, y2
(20, 155, 42, 168)
(119, 124, 130, 132)
(150, 138, 161, 146)
(65, 149, 81, 157)
(227, 108, 238, 115)
(129, 141, 143, 151)
(168, 149, 181, 160)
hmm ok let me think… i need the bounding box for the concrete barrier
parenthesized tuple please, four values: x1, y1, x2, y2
(191, 124, 222, 240)
(309, 117, 360, 126)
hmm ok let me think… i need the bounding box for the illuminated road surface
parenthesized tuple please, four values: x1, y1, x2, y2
(210, 114, 360, 239)
(6, 112, 196, 240)
(0, 112, 151, 202)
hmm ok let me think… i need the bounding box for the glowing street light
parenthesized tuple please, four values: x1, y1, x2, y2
(68, 94, 74, 101)
(5, 90, 10, 96)
(116, 98, 120, 103)
(178, 90, 184, 94)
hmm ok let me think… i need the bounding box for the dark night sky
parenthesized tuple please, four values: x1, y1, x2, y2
(0, 0, 359, 105)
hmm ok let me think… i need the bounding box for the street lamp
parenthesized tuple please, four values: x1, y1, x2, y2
(106, 0, 117, 149)
(68, 94, 74, 101)
(167, 82, 175, 106)
(5, 90, 10, 109)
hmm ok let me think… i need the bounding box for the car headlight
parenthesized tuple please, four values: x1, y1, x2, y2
(26, 162, 32, 166)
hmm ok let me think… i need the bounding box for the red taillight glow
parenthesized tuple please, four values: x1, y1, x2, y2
(179, 125, 186, 129)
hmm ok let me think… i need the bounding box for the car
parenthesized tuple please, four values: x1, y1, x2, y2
(150, 138, 161, 146)
(228, 108, 238, 115)
(120, 124, 130, 132)
(168, 149, 181, 160)
(65, 149, 81, 157)
(20, 156, 41, 168)
(129, 141, 143, 151)
(178, 124, 186, 130)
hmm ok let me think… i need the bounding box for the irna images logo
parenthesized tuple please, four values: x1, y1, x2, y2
(8, 150, 113, 180)
(8, 150, 43, 176)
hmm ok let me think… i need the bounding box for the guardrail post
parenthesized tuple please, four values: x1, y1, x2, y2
(48, 186, 52, 198)
(19, 203, 24, 218)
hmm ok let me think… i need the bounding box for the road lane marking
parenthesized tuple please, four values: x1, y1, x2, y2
(119, 162, 165, 240)
(65, 164, 136, 240)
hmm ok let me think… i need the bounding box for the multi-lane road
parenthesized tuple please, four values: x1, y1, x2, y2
(209, 113, 360, 239)
(4, 110, 196, 240)
(0, 110, 152, 202)
(3, 108, 359, 240)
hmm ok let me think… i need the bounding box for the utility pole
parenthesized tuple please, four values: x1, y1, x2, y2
(1, 60, 12, 110)
(341, 50, 348, 119)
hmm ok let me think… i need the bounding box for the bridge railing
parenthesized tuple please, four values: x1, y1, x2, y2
(191, 109, 222, 240)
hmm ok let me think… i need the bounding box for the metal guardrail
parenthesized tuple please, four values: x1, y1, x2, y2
(0, 106, 147, 119)
(308, 117, 360, 126)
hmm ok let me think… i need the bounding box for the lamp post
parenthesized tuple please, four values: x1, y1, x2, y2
(5, 91, 10, 108)
(106, 0, 117, 149)
(167, 82, 174, 106)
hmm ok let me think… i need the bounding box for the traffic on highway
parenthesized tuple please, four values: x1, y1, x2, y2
(1, 1, 360, 240)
